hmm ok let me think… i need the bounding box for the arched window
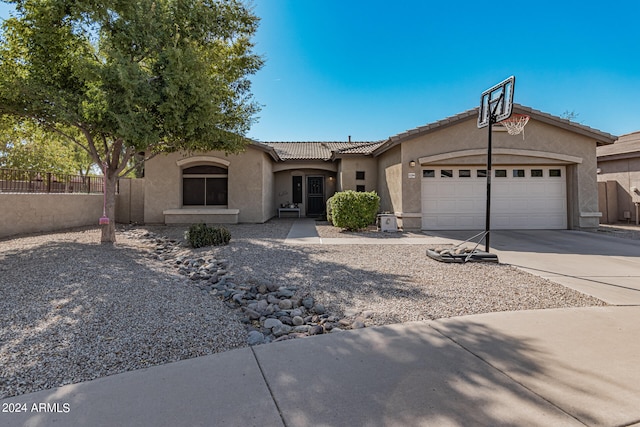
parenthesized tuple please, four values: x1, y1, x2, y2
(182, 164, 228, 206)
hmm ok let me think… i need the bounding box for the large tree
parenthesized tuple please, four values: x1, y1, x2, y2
(0, 115, 94, 175)
(0, 0, 263, 243)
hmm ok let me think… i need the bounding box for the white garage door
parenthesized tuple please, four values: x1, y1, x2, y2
(421, 166, 567, 230)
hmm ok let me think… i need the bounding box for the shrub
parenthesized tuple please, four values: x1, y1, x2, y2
(329, 190, 380, 231)
(185, 223, 231, 248)
(326, 195, 334, 225)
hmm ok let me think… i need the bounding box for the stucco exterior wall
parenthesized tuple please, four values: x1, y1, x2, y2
(273, 167, 337, 217)
(394, 117, 602, 229)
(376, 145, 402, 219)
(116, 178, 145, 224)
(144, 147, 272, 224)
(0, 193, 103, 239)
(144, 153, 181, 223)
(337, 157, 377, 192)
(228, 149, 272, 223)
(274, 170, 297, 211)
(598, 157, 640, 223)
(261, 153, 275, 222)
(597, 180, 620, 224)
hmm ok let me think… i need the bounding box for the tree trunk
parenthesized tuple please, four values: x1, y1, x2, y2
(100, 172, 118, 244)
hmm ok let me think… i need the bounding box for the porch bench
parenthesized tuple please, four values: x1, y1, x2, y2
(278, 207, 300, 218)
(163, 208, 239, 224)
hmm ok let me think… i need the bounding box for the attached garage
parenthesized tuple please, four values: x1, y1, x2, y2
(370, 104, 616, 231)
(421, 165, 567, 230)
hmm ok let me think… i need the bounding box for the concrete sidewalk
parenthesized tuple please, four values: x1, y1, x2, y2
(285, 219, 453, 245)
(3, 307, 640, 426)
(3, 225, 640, 426)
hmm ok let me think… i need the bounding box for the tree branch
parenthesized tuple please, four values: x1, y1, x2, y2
(79, 126, 103, 167)
(35, 121, 94, 158)
(101, 133, 110, 162)
(110, 137, 124, 172)
(120, 150, 157, 177)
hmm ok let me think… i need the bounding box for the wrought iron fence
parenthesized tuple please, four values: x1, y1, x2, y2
(0, 168, 105, 194)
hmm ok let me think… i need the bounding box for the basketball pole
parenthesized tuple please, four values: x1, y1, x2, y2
(485, 112, 494, 253)
(485, 94, 503, 253)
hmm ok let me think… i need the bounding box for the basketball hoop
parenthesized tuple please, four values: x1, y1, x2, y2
(500, 114, 529, 139)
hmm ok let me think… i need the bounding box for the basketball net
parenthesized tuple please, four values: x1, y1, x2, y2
(500, 114, 529, 139)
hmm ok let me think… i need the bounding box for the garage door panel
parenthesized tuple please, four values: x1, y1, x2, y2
(527, 182, 551, 196)
(491, 214, 513, 229)
(507, 215, 532, 228)
(457, 199, 476, 211)
(524, 199, 546, 211)
(547, 199, 567, 211)
(455, 183, 478, 197)
(423, 215, 483, 230)
(422, 166, 567, 230)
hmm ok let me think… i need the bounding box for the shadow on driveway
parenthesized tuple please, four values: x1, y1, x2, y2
(425, 229, 640, 257)
(253, 319, 586, 426)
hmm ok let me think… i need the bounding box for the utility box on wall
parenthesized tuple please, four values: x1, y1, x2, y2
(377, 214, 398, 232)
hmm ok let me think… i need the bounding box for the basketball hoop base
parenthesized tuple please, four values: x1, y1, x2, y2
(427, 248, 498, 264)
(426, 231, 499, 264)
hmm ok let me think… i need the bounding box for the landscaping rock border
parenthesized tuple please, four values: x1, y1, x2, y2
(123, 229, 365, 345)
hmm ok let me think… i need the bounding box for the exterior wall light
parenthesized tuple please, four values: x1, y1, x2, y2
(409, 160, 416, 167)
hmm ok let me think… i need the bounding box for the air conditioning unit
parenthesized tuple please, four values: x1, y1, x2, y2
(378, 214, 398, 232)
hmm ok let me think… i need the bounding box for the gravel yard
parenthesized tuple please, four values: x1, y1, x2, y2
(0, 228, 247, 399)
(1, 219, 609, 399)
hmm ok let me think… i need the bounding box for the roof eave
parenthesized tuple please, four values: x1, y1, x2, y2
(372, 109, 478, 156)
(511, 105, 617, 146)
(597, 152, 640, 162)
(249, 140, 282, 161)
(331, 152, 374, 161)
(277, 157, 334, 162)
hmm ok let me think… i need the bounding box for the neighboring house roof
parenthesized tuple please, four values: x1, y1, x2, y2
(373, 103, 617, 157)
(262, 141, 381, 161)
(597, 131, 640, 161)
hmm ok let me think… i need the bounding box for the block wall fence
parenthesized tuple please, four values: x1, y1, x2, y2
(0, 178, 144, 240)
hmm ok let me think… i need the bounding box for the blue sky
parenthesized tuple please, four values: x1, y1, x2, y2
(3, 1, 639, 141)
(248, 1, 640, 141)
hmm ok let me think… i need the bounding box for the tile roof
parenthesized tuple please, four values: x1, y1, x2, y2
(597, 131, 640, 159)
(334, 141, 386, 155)
(259, 104, 617, 162)
(262, 141, 380, 160)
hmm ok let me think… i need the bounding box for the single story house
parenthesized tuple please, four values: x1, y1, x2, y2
(597, 131, 640, 224)
(142, 103, 615, 230)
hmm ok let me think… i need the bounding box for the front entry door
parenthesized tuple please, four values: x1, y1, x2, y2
(307, 176, 325, 217)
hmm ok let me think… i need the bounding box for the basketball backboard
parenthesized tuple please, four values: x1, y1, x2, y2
(477, 76, 515, 128)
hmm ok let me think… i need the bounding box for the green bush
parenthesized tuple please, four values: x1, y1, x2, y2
(326, 195, 334, 225)
(185, 223, 231, 248)
(329, 190, 380, 231)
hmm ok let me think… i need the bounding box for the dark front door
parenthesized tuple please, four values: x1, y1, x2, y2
(307, 176, 325, 216)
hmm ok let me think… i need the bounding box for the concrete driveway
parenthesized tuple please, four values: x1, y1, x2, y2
(428, 229, 640, 305)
